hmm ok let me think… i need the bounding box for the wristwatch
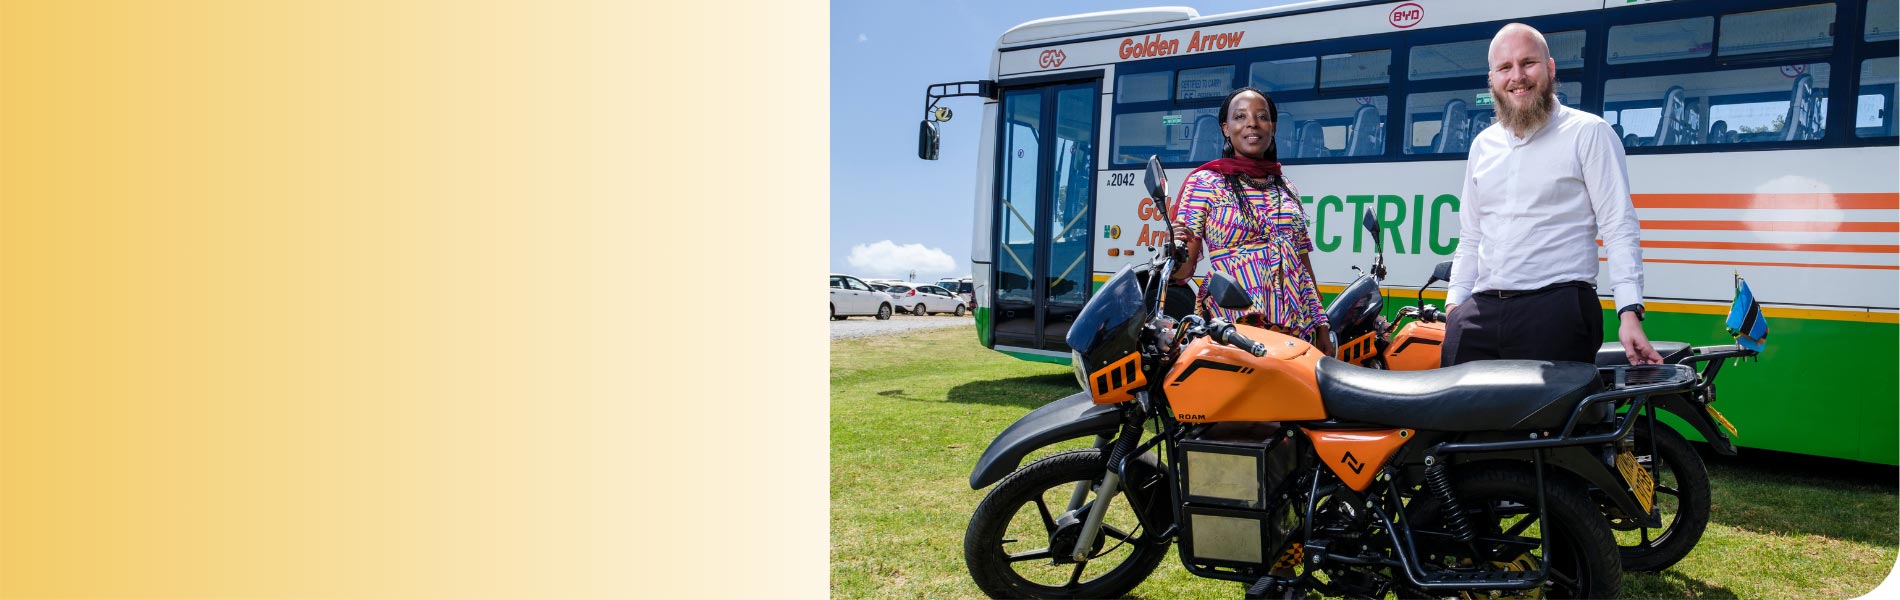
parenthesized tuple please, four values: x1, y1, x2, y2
(1618, 303, 1646, 321)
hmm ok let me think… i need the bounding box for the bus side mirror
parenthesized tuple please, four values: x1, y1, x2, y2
(1143, 155, 1168, 202)
(918, 120, 940, 160)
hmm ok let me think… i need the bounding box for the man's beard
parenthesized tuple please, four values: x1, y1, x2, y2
(1493, 75, 1556, 136)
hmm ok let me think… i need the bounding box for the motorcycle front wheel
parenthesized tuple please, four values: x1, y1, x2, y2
(1403, 465, 1622, 599)
(963, 449, 1168, 599)
(1610, 421, 1711, 572)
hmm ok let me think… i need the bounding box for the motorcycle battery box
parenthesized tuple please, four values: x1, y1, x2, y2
(1181, 505, 1277, 569)
(1177, 424, 1296, 510)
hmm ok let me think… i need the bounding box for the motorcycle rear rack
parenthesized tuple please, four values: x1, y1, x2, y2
(1425, 364, 1697, 459)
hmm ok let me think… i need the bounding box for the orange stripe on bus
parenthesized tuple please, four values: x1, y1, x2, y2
(1633, 193, 1900, 210)
(1640, 220, 1900, 232)
(1598, 257, 1899, 270)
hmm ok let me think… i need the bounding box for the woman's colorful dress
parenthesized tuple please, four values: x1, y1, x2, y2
(1173, 170, 1329, 340)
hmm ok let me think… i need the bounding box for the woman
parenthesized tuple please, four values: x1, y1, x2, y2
(1171, 86, 1335, 356)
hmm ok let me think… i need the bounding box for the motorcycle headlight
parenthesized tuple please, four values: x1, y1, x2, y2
(1072, 350, 1089, 393)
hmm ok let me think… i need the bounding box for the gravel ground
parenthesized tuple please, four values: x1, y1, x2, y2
(829, 313, 974, 340)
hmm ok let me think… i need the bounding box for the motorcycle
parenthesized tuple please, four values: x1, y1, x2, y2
(1324, 210, 1760, 572)
(961, 157, 1696, 598)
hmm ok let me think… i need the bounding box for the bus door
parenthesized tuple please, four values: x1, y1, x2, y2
(993, 80, 1100, 353)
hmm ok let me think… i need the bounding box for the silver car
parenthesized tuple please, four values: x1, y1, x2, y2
(885, 283, 967, 316)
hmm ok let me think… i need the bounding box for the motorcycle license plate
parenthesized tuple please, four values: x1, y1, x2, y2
(1707, 404, 1740, 437)
(1616, 448, 1655, 515)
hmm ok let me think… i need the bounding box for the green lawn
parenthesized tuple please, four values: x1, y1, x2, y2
(831, 326, 1899, 598)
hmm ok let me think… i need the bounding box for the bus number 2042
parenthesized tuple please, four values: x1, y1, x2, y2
(1107, 172, 1138, 186)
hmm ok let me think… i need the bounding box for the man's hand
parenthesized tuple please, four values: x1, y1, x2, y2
(1618, 312, 1664, 365)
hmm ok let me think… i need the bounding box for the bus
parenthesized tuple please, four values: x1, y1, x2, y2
(918, 0, 1899, 464)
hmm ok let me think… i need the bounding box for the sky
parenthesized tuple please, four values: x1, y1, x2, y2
(829, 0, 1310, 282)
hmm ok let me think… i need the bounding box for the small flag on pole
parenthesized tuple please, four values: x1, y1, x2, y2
(1725, 274, 1767, 352)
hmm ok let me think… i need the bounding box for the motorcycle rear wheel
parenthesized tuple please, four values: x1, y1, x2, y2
(1611, 421, 1710, 572)
(1403, 465, 1622, 599)
(964, 449, 1168, 599)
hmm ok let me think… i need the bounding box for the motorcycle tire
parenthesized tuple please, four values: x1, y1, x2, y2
(964, 449, 1168, 599)
(1613, 421, 1711, 572)
(1403, 464, 1622, 599)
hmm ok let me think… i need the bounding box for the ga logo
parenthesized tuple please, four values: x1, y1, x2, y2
(1103, 224, 1122, 239)
(1039, 49, 1067, 69)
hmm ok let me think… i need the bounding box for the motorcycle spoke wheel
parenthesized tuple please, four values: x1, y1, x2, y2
(965, 450, 1168, 599)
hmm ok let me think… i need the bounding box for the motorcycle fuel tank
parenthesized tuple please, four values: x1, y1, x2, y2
(1163, 325, 1325, 423)
(1384, 321, 1446, 371)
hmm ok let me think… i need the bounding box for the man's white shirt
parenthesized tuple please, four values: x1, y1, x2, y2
(1445, 103, 1645, 311)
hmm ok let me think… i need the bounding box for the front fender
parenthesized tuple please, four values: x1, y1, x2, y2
(970, 392, 1122, 489)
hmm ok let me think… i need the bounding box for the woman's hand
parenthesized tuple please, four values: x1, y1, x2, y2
(1313, 323, 1337, 357)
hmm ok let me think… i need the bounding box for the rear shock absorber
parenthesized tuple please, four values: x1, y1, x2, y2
(1424, 462, 1475, 543)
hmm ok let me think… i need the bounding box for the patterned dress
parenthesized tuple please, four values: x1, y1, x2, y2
(1173, 169, 1329, 340)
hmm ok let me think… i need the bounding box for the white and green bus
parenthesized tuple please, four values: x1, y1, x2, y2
(920, 0, 1898, 464)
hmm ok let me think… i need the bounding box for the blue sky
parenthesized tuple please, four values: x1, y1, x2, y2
(829, 0, 1308, 282)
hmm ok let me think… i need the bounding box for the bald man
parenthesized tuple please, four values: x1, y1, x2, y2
(1441, 23, 1663, 366)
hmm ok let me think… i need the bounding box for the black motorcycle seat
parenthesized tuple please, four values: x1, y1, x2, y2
(1316, 358, 1605, 432)
(1596, 341, 1692, 366)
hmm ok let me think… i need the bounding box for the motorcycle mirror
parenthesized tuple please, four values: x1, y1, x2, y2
(1206, 271, 1254, 311)
(1430, 260, 1453, 284)
(918, 120, 941, 160)
(1361, 209, 1382, 248)
(1143, 155, 1168, 203)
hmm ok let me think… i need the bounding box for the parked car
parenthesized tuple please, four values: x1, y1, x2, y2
(885, 283, 966, 316)
(936, 277, 975, 310)
(830, 274, 894, 320)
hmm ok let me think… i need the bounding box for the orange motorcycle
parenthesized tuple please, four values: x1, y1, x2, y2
(962, 158, 1694, 599)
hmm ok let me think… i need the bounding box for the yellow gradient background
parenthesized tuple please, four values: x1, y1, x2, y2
(1, 1, 826, 597)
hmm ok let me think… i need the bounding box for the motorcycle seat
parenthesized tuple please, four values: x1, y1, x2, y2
(1315, 357, 1604, 432)
(1595, 341, 1692, 366)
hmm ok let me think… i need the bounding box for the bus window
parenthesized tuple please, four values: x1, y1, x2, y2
(1719, 4, 1835, 57)
(1606, 64, 1831, 146)
(1320, 50, 1390, 89)
(1249, 57, 1316, 93)
(1608, 17, 1713, 65)
(1278, 97, 1387, 158)
(1870, 0, 1899, 42)
(1177, 66, 1234, 100)
(1861, 57, 1898, 138)
(1408, 31, 1583, 82)
(1112, 107, 1221, 164)
(1117, 71, 1171, 104)
(1404, 82, 1580, 154)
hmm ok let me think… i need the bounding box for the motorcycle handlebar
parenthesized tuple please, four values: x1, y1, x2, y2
(1209, 323, 1268, 357)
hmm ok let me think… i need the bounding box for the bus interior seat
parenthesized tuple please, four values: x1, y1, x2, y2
(1187, 114, 1223, 162)
(1435, 98, 1470, 153)
(1297, 120, 1326, 158)
(1653, 86, 1696, 146)
(1783, 73, 1822, 141)
(1346, 104, 1382, 156)
(1708, 120, 1729, 144)
(1623, 133, 1640, 147)
(1275, 111, 1299, 157)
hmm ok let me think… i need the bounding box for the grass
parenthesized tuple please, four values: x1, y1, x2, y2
(831, 326, 1899, 598)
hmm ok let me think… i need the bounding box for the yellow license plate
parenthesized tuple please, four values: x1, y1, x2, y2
(1616, 448, 1655, 515)
(1707, 405, 1739, 437)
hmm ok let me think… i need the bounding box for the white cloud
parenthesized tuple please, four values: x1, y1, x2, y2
(847, 240, 957, 278)
(857, 33, 868, 42)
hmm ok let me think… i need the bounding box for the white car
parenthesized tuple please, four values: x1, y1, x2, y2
(883, 282, 967, 317)
(831, 274, 895, 320)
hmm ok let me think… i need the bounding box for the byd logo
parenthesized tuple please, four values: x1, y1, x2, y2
(1039, 49, 1067, 69)
(1389, 2, 1423, 28)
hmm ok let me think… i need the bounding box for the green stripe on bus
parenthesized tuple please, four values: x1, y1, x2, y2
(1001, 350, 1072, 365)
(975, 307, 993, 348)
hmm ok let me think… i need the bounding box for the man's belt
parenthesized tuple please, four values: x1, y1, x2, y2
(1476, 280, 1595, 299)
